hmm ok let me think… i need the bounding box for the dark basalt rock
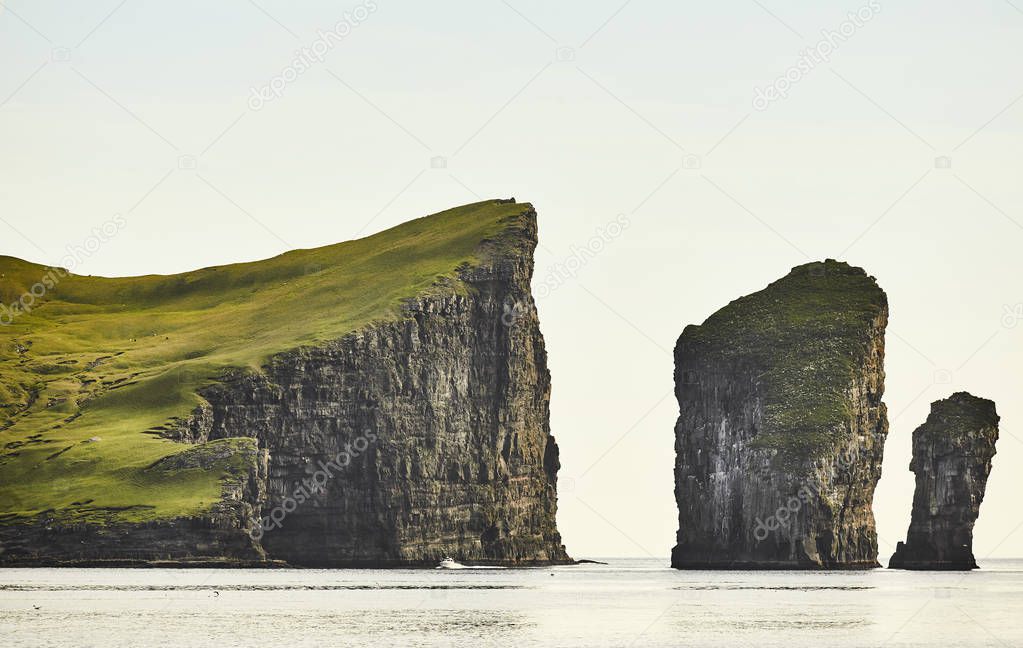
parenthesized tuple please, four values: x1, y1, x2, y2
(0, 206, 570, 567)
(672, 260, 889, 569)
(190, 209, 569, 566)
(888, 392, 999, 571)
(0, 438, 270, 566)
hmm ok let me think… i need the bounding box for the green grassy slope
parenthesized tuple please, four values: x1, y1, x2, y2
(680, 259, 887, 464)
(0, 200, 525, 524)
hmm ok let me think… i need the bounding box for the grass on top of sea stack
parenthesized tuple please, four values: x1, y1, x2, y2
(679, 259, 888, 466)
(0, 199, 527, 525)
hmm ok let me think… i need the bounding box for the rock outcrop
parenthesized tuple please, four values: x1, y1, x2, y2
(0, 201, 570, 567)
(186, 208, 568, 566)
(672, 260, 889, 569)
(888, 392, 999, 570)
(0, 438, 270, 566)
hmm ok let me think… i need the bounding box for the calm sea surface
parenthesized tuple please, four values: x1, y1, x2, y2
(2, 558, 1022, 647)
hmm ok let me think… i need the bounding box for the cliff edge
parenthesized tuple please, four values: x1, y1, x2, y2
(0, 199, 570, 566)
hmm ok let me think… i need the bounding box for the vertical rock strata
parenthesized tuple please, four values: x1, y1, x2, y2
(0, 202, 569, 566)
(672, 260, 889, 569)
(889, 392, 999, 570)
(192, 207, 569, 566)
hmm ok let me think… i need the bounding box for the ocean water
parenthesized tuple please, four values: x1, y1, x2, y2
(2, 558, 1022, 647)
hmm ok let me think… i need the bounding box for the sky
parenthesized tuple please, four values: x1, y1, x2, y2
(1, 0, 1022, 561)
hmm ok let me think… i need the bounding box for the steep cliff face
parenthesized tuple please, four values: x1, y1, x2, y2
(888, 392, 999, 570)
(672, 260, 889, 569)
(0, 200, 569, 566)
(180, 211, 568, 566)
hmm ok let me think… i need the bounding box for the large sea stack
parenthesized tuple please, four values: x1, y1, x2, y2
(672, 260, 889, 569)
(889, 392, 999, 570)
(0, 200, 570, 566)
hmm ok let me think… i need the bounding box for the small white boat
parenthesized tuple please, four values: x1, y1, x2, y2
(436, 556, 465, 569)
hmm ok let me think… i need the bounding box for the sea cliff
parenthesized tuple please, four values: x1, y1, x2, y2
(0, 200, 569, 566)
(889, 392, 999, 570)
(672, 260, 889, 569)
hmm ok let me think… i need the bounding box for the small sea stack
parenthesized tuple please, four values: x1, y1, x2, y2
(889, 392, 1000, 571)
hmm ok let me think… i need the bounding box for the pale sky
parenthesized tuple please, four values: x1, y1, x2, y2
(2, 0, 1022, 560)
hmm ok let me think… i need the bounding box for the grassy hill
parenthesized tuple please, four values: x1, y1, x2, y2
(0, 199, 526, 525)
